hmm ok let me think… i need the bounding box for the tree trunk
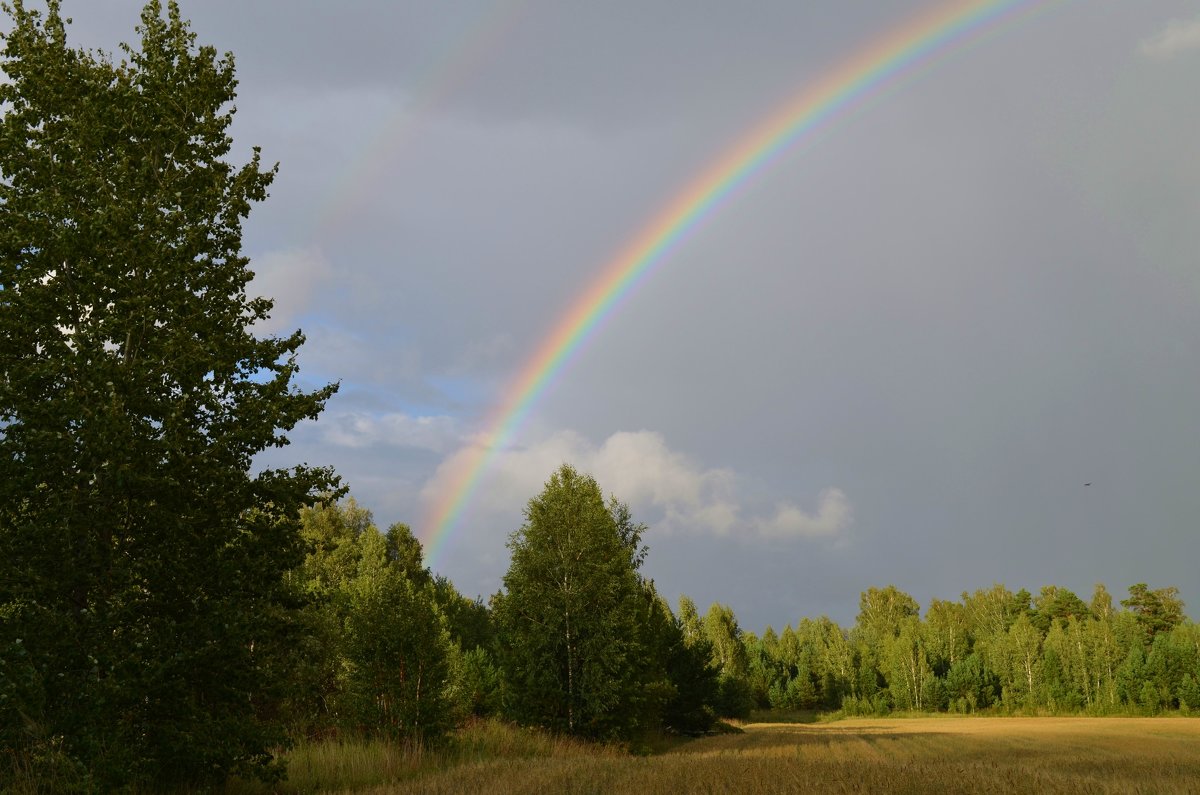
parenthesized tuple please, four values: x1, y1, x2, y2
(565, 606, 574, 732)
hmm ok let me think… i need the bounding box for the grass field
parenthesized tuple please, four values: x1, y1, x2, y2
(240, 716, 1200, 794)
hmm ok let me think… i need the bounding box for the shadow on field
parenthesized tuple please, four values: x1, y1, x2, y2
(687, 723, 1055, 768)
(746, 709, 822, 724)
(670, 726, 932, 757)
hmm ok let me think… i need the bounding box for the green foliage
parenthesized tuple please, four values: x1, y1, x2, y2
(432, 574, 493, 652)
(1115, 643, 1147, 707)
(746, 633, 783, 709)
(943, 653, 990, 712)
(856, 586, 920, 641)
(434, 569, 499, 723)
(297, 498, 374, 598)
(0, 1, 336, 787)
(290, 501, 455, 742)
(997, 614, 1043, 709)
(768, 671, 817, 711)
(925, 598, 970, 672)
(695, 602, 761, 718)
(341, 529, 451, 740)
(0, 606, 43, 752)
(280, 499, 371, 736)
(492, 465, 663, 741)
(882, 616, 935, 711)
(1038, 620, 1084, 711)
(653, 603, 718, 734)
(757, 617, 855, 713)
(713, 674, 755, 719)
(445, 644, 502, 720)
(702, 602, 750, 681)
(677, 595, 704, 645)
(740, 582, 1191, 721)
(1179, 673, 1200, 710)
(961, 584, 1032, 644)
(1121, 584, 1186, 644)
(1031, 586, 1091, 634)
(838, 692, 891, 717)
(658, 596, 719, 733)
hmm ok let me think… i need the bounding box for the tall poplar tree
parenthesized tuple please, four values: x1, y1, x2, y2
(0, 1, 337, 787)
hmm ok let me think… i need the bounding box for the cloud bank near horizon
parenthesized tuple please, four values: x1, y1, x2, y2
(421, 429, 853, 543)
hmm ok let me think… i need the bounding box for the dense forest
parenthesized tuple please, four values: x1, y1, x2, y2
(1, 2, 1197, 791)
(288, 482, 1200, 735)
(270, 484, 1200, 743)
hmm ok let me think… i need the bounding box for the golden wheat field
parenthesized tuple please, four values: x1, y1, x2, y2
(347, 716, 1200, 795)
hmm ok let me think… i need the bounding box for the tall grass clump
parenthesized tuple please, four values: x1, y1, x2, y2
(223, 718, 619, 793)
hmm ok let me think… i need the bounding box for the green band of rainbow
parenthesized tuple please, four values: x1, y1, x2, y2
(421, 0, 1062, 563)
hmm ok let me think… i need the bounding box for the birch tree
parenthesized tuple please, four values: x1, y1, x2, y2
(492, 465, 654, 740)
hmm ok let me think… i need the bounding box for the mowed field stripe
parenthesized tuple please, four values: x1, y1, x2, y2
(379, 716, 1200, 794)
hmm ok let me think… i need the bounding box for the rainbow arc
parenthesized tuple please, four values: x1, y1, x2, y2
(420, 0, 1065, 564)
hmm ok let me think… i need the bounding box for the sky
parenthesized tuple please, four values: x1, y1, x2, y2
(21, 1, 1200, 630)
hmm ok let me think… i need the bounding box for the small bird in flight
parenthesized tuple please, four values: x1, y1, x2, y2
(1084, 483, 1092, 486)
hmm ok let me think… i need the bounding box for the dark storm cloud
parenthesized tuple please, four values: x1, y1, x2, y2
(23, 0, 1200, 628)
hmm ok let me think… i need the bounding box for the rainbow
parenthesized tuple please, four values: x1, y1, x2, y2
(421, 0, 1064, 563)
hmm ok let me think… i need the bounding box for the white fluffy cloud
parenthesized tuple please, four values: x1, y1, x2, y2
(753, 489, 853, 540)
(248, 247, 333, 334)
(1139, 16, 1200, 59)
(422, 429, 850, 541)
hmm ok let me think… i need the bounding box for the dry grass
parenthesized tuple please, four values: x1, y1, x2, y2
(351, 716, 1200, 795)
(225, 719, 623, 794)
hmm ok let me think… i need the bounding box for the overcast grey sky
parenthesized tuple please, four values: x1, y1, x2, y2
(33, 1, 1200, 629)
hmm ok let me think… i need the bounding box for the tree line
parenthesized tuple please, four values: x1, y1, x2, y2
(281, 483, 1199, 753)
(1, 3, 1197, 790)
(716, 581, 1196, 718)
